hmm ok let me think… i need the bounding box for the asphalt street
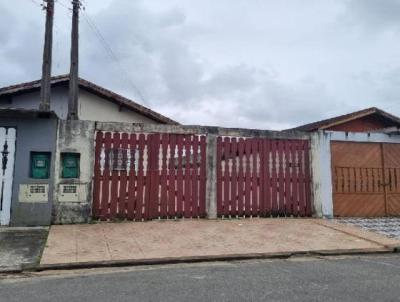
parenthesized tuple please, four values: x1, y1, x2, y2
(1, 254, 400, 302)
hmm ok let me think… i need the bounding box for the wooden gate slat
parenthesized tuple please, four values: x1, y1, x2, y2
(230, 138, 238, 216)
(284, 140, 292, 216)
(223, 137, 231, 216)
(100, 132, 112, 220)
(270, 140, 278, 215)
(258, 138, 266, 216)
(118, 133, 129, 218)
(127, 133, 137, 220)
(277, 140, 285, 216)
(135, 134, 146, 220)
(303, 140, 311, 216)
(237, 138, 245, 216)
(264, 139, 271, 216)
(176, 135, 184, 217)
(144, 134, 152, 219)
(298, 141, 305, 216)
(167, 135, 177, 217)
(199, 135, 207, 217)
(184, 135, 192, 218)
(160, 134, 169, 218)
(109, 132, 121, 219)
(216, 137, 223, 216)
(244, 139, 252, 216)
(191, 135, 199, 217)
(251, 139, 259, 216)
(290, 140, 298, 216)
(151, 134, 161, 218)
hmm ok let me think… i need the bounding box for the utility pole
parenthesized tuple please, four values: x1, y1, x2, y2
(67, 0, 80, 120)
(39, 0, 54, 111)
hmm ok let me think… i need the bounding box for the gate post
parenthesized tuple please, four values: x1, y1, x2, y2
(310, 131, 334, 218)
(205, 134, 218, 219)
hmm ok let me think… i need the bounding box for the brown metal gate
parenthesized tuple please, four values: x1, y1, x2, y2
(216, 137, 312, 217)
(331, 141, 400, 217)
(92, 131, 207, 220)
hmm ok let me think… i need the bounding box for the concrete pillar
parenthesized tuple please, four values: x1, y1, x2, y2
(52, 120, 96, 224)
(310, 131, 333, 218)
(205, 134, 218, 219)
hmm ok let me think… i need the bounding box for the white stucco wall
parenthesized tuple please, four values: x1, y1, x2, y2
(78, 90, 156, 123)
(6, 86, 161, 124)
(310, 131, 333, 218)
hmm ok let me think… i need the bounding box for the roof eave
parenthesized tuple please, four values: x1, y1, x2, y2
(0, 76, 179, 125)
(291, 107, 400, 132)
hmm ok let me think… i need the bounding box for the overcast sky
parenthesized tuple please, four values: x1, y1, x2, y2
(2, 0, 400, 129)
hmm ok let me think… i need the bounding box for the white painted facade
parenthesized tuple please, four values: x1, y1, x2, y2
(6, 86, 160, 123)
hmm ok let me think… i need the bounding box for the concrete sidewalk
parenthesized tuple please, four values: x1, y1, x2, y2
(40, 219, 400, 270)
(0, 227, 48, 272)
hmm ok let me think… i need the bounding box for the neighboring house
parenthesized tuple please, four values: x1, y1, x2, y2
(0, 108, 58, 226)
(0, 75, 178, 124)
(292, 107, 400, 132)
(293, 107, 400, 218)
(0, 76, 177, 226)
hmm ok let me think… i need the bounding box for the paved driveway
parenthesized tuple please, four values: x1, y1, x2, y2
(40, 219, 400, 268)
(337, 217, 400, 240)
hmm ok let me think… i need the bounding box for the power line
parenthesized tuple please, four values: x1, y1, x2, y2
(55, 0, 70, 11)
(29, 0, 44, 8)
(55, 0, 147, 105)
(80, 11, 147, 104)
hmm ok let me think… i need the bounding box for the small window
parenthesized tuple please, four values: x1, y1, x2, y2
(61, 153, 80, 178)
(30, 152, 51, 179)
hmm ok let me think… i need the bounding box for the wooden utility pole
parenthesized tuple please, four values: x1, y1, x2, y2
(67, 0, 80, 120)
(39, 0, 55, 111)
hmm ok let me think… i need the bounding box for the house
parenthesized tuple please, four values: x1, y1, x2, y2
(0, 108, 58, 226)
(0, 76, 177, 226)
(293, 107, 400, 217)
(0, 75, 178, 124)
(292, 107, 400, 132)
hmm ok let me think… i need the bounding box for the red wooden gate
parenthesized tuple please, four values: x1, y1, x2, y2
(217, 137, 312, 217)
(93, 132, 207, 220)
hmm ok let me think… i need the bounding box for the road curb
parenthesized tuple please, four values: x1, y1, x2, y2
(37, 252, 292, 271)
(36, 247, 396, 272)
(0, 267, 23, 274)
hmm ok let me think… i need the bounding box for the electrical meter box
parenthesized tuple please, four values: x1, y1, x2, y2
(61, 153, 80, 178)
(31, 152, 50, 179)
(19, 184, 49, 203)
(58, 184, 87, 202)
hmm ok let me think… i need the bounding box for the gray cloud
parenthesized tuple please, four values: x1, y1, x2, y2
(1, 0, 400, 129)
(344, 0, 400, 30)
